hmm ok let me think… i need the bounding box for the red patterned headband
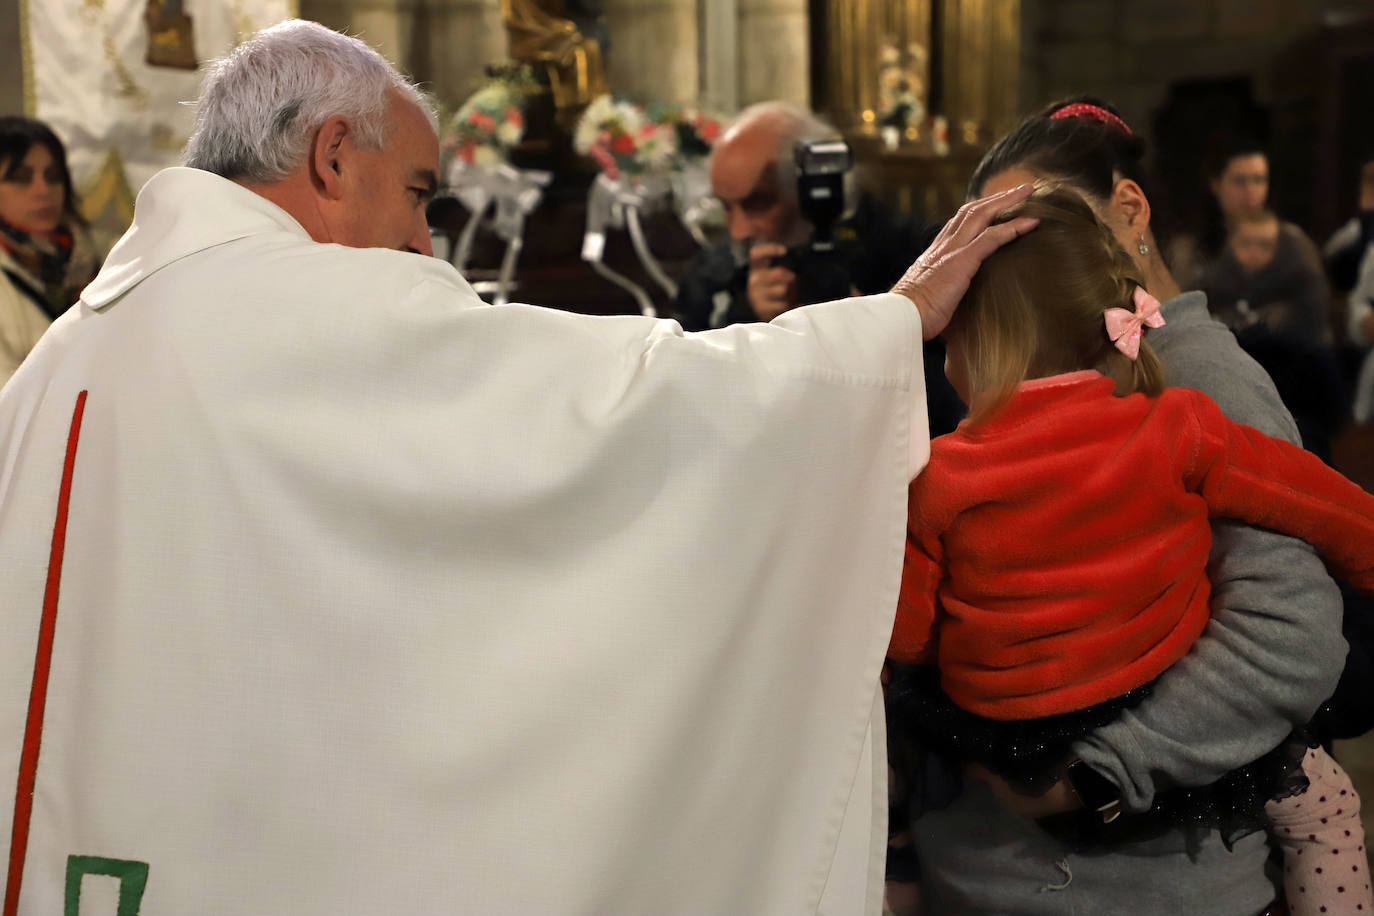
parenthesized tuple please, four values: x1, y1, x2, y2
(1050, 103, 1133, 136)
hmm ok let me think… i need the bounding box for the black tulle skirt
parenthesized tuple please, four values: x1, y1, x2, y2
(884, 662, 1311, 852)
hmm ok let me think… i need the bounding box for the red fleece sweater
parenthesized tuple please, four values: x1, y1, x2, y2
(891, 370, 1374, 721)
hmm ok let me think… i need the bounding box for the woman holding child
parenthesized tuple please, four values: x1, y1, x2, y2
(1170, 140, 1329, 340)
(889, 98, 1364, 916)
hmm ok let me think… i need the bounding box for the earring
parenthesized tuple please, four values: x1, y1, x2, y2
(1137, 237, 1150, 256)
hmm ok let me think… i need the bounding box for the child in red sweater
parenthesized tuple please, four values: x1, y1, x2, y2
(888, 188, 1372, 914)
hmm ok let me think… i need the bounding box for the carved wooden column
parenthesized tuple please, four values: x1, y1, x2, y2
(299, 0, 416, 71)
(426, 0, 507, 109)
(938, 0, 1020, 143)
(301, 0, 506, 111)
(821, 0, 933, 126)
(699, 0, 740, 113)
(737, 0, 809, 107)
(601, 0, 699, 106)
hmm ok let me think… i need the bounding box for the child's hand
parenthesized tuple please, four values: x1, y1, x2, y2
(964, 763, 1082, 819)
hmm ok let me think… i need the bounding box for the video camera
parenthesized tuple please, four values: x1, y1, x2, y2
(775, 138, 857, 305)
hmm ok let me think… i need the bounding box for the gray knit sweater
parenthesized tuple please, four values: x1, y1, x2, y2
(911, 291, 1346, 916)
(1073, 290, 1345, 809)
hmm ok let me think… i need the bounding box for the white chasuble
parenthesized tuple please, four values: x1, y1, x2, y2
(0, 168, 929, 915)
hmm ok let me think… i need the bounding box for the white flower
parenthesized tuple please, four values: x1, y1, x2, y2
(473, 144, 500, 167)
(469, 86, 507, 111)
(637, 125, 678, 171)
(496, 121, 522, 146)
(574, 95, 646, 156)
(617, 103, 646, 139)
(453, 86, 507, 130)
(575, 94, 618, 153)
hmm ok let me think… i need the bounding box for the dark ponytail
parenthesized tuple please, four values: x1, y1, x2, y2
(967, 96, 1149, 205)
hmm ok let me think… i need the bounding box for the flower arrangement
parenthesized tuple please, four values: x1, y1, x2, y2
(877, 40, 928, 130)
(442, 64, 535, 168)
(646, 102, 723, 163)
(575, 96, 723, 181)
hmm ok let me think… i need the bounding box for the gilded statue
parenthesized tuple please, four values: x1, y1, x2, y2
(502, 0, 609, 114)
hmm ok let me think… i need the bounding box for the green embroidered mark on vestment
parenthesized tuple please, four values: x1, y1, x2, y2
(64, 856, 149, 916)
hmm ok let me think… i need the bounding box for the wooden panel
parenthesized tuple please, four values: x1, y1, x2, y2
(849, 132, 985, 223)
(821, 0, 933, 126)
(939, 0, 1020, 144)
(817, 0, 1018, 142)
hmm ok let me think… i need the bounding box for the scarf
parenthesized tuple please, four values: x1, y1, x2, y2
(0, 216, 93, 321)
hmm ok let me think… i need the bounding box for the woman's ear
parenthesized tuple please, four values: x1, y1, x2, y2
(311, 116, 350, 199)
(1110, 178, 1152, 237)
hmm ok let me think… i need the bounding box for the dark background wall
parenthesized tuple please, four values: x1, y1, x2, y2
(5, 0, 1372, 242)
(1019, 0, 1374, 242)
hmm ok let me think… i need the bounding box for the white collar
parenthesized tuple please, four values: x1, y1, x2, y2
(82, 167, 312, 310)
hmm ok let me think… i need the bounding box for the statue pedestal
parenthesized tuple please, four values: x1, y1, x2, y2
(847, 131, 986, 223)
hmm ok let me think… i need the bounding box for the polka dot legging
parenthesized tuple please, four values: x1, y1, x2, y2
(1267, 746, 1373, 915)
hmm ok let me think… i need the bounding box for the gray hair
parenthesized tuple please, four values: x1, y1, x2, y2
(726, 102, 837, 202)
(183, 20, 437, 183)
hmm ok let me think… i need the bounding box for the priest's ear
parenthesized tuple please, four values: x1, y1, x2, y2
(311, 115, 351, 200)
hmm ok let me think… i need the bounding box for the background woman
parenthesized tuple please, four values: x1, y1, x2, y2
(0, 116, 98, 387)
(1171, 139, 1331, 347)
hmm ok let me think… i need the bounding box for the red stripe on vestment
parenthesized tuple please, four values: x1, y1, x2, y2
(4, 390, 88, 916)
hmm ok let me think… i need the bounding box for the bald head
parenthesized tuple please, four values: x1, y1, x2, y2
(710, 107, 800, 201)
(710, 103, 832, 245)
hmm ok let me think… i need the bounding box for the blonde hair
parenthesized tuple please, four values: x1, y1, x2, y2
(946, 187, 1165, 424)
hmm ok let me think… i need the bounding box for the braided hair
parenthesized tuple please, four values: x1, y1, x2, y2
(946, 187, 1165, 424)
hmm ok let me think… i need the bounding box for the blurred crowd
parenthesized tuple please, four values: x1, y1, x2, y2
(1166, 138, 1374, 461)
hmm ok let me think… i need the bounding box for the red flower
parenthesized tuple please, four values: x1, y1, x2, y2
(469, 112, 496, 134)
(459, 139, 476, 164)
(612, 133, 637, 155)
(504, 107, 524, 129)
(698, 120, 721, 143)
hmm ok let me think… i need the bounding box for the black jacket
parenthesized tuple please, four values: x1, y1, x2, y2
(670, 193, 965, 437)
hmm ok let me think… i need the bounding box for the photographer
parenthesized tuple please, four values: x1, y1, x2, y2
(672, 102, 964, 435)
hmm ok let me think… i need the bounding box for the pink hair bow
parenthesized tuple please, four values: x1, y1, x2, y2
(1104, 286, 1166, 360)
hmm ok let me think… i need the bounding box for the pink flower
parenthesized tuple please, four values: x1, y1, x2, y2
(590, 144, 620, 180)
(698, 120, 721, 143)
(504, 107, 524, 129)
(469, 112, 496, 134)
(459, 139, 476, 164)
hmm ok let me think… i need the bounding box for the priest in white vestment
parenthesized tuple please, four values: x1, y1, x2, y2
(0, 21, 1035, 916)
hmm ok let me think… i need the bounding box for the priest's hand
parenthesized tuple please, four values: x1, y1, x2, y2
(892, 183, 1039, 340)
